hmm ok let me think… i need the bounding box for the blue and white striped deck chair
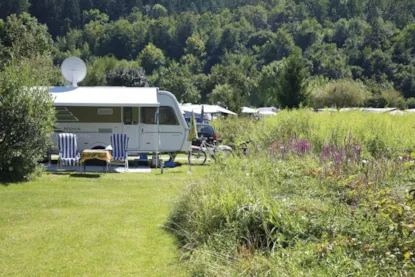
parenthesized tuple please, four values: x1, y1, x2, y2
(110, 134, 129, 171)
(57, 133, 80, 170)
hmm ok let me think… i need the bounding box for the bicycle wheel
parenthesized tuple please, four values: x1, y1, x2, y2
(188, 150, 207, 165)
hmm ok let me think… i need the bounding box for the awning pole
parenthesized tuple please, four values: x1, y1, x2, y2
(156, 107, 162, 173)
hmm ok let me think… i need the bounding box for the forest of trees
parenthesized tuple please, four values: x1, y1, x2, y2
(0, 0, 414, 110)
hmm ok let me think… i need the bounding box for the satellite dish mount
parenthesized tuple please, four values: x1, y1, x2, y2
(61, 57, 87, 87)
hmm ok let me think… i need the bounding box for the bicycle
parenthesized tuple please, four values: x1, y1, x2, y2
(236, 140, 254, 156)
(188, 137, 232, 165)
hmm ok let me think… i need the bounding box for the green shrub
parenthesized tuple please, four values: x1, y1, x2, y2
(311, 79, 372, 108)
(406, 97, 415, 109)
(0, 62, 55, 182)
(381, 90, 408, 110)
(364, 92, 387, 108)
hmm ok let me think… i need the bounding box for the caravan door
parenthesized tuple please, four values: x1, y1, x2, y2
(122, 107, 139, 149)
(140, 107, 158, 151)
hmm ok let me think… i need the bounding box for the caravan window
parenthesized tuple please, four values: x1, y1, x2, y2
(55, 106, 121, 123)
(141, 107, 157, 124)
(141, 106, 179, 125)
(123, 107, 139, 125)
(159, 106, 179, 125)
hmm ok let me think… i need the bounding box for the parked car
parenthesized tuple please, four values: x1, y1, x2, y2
(192, 123, 219, 146)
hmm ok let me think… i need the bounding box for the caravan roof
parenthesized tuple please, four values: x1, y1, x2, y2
(50, 87, 160, 107)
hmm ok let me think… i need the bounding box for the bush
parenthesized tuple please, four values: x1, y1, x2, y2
(0, 62, 55, 182)
(311, 79, 372, 108)
(364, 92, 387, 108)
(381, 90, 407, 110)
(406, 97, 415, 109)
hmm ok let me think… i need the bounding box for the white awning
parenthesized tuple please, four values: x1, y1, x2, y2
(50, 87, 160, 107)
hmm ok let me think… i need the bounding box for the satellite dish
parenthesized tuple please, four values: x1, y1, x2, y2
(61, 57, 87, 87)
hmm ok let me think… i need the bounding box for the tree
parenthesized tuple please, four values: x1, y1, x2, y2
(295, 19, 323, 50)
(147, 17, 175, 55)
(0, 0, 30, 19)
(0, 13, 53, 67)
(106, 67, 149, 87)
(155, 62, 201, 103)
(151, 4, 168, 18)
(209, 84, 235, 109)
(393, 64, 415, 98)
(258, 61, 284, 106)
(82, 9, 109, 24)
(305, 43, 352, 79)
(97, 19, 137, 59)
(185, 36, 206, 57)
(82, 56, 139, 86)
(236, 5, 268, 29)
(306, 0, 329, 23)
(332, 19, 349, 48)
(174, 12, 200, 58)
(260, 29, 298, 63)
(138, 43, 166, 74)
(381, 89, 407, 109)
(393, 23, 415, 65)
(311, 79, 372, 108)
(275, 53, 310, 109)
(207, 59, 256, 112)
(0, 60, 55, 182)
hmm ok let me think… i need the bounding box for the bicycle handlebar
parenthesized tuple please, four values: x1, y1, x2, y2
(239, 140, 253, 146)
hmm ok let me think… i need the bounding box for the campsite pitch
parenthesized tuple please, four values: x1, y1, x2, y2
(0, 167, 204, 276)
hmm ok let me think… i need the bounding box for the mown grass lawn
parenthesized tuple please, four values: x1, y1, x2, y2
(0, 166, 203, 276)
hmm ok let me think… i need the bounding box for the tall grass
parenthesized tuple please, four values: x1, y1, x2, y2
(213, 110, 415, 155)
(168, 110, 415, 276)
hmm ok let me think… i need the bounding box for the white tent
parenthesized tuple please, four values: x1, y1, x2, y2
(180, 104, 237, 116)
(257, 107, 278, 116)
(241, 107, 257, 114)
(258, 110, 277, 116)
(257, 107, 278, 113)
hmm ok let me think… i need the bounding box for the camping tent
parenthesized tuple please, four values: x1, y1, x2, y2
(180, 104, 238, 117)
(241, 107, 257, 114)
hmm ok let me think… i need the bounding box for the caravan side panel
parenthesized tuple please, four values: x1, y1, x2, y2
(52, 106, 123, 150)
(139, 91, 190, 152)
(159, 91, 190, 152)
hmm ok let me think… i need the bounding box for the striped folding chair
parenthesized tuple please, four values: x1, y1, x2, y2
(57, 133, 80, 170)
(110, 134, 129, 171)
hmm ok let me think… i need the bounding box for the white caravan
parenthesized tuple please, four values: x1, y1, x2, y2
(50, 86, 191, 156)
